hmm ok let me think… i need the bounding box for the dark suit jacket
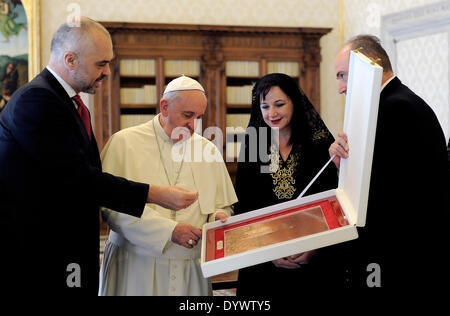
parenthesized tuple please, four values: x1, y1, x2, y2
(311, 77, 449, 288)
(0, 69, 148, 295)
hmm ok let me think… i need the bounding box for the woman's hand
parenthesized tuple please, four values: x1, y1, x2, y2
(272, 258, 301, 269)
(287, 250, 316, 265)
(272, 250, 317, 269)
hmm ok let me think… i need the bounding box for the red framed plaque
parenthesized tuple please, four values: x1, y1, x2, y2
(205, 197, 348, 263)
(200, 51, 382, 278)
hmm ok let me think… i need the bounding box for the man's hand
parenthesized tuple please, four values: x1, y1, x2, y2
(329, 131, 349, 169)
(147, 185, 198, 211)
(171, 223, 202, 249)
(215, 211, 230, 223)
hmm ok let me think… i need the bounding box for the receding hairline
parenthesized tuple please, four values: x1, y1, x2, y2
(50, 17, 111, 56)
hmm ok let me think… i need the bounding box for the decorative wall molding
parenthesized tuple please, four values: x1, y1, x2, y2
(381, 0, 450, 140)
(94, 22, 331, 150)
(22, 0, 40, 80)
(381, 0, 450, 72)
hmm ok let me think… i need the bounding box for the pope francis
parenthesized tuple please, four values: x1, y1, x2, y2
(99, 76, 237, 296)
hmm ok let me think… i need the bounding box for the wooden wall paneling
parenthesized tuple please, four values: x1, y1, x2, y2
(200, 35, 226, 149)
(93, 60, 120, 150)
(301, 36, 322, 112)
(156, 56, 164, 111)
(96, 22, 331, 184)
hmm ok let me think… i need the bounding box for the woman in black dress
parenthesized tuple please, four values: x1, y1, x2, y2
(234, 73, 338, 296)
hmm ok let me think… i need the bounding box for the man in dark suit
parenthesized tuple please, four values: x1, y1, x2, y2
(447, 138, 450, 175)
(327, 35, 449, 287)
(0, 17, 198, 295)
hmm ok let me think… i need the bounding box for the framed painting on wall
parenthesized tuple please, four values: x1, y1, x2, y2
(0, 0, 39, 113)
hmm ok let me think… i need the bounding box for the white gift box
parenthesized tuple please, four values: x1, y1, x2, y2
(201, 51, 383, 278)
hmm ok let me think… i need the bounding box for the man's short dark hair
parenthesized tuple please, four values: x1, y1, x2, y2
(50, 17, 110, 58)
(347, 35, 393, 73)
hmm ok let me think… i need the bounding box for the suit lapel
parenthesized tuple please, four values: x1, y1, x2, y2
(40, 69, 93, 147)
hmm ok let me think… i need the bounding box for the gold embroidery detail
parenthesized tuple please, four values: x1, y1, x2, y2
(269, 144, 280, 173)
(271, 147, 298, 200)
(312, 129, 329, 141)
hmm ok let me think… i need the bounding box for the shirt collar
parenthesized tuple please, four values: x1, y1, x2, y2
(46, 66, 77, 99)
(153, 114, 173, 144)
(381, 75, 396, 92)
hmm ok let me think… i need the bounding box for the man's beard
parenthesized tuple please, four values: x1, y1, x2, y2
(73, 71, 105, 94)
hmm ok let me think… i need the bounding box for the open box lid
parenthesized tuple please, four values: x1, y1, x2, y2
(336, 50, 383, 227)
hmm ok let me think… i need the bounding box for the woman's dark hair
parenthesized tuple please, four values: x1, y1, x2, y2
(249, 73, 317, 147)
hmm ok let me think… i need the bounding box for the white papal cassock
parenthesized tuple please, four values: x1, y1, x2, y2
(99, 115, 237, 296)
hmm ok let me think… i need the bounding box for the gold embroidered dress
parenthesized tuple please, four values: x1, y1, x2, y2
(269, 145, 300, 200)
(234, 73, 338, 296)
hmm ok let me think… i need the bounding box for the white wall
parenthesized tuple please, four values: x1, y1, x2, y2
(344, 0, 449, 142)
(39, 0, 343, 135)
(396, 31, 449, 142)
(39, 0, 449, 139)
(343, 0, 443, 41)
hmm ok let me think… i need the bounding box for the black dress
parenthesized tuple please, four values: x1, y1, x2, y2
(234, 78, 338, 296)
(235, 137, 338, 296)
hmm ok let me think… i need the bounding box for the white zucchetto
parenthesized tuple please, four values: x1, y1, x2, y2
(163, 75, 205, 94)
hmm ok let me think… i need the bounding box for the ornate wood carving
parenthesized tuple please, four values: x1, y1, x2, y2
(200, 36, 226, 145)
(95, 22, 331, 155)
